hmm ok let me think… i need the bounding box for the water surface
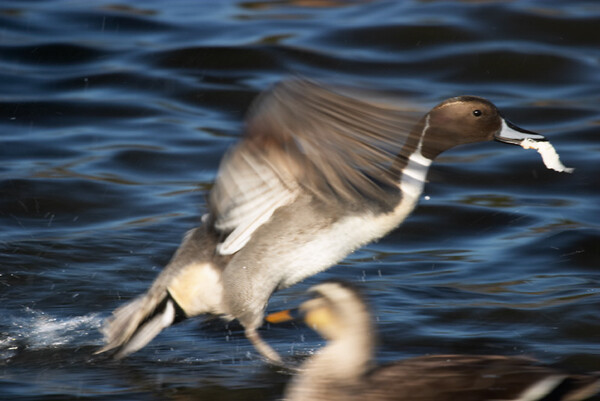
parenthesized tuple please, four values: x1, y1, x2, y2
(1, 0, 599, 400)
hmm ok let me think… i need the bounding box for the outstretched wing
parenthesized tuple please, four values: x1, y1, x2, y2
(210, 79, 422, 255)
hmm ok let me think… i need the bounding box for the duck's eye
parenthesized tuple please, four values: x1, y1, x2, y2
(473, 109, 482, 117)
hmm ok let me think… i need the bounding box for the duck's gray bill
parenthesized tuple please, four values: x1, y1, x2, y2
(495, 119, 546, 145)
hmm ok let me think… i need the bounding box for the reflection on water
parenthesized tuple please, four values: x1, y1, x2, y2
(1, 0, 599, 400)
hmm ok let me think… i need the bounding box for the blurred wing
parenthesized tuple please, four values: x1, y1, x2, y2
(210, 79, 422, 255)
(210, 143, 301, 255)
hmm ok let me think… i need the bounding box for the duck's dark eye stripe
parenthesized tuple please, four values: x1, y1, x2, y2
(473, 109, 482, 117)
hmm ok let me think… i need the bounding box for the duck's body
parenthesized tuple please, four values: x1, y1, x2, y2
(292, 353, 600, 401)
(277, 282, 600, 401)
(98, 79, 553, 362)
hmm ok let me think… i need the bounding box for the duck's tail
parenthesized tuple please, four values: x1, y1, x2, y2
(96, 226, 227, 359)
(96, 288, 177, 359)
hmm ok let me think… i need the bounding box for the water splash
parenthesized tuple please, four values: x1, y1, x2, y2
(0, 307, 104, 361)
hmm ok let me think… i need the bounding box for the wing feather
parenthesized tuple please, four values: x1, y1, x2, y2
(210, 79, 423, 255)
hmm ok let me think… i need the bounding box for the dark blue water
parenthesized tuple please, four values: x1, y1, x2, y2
(1, 0, 599, 400)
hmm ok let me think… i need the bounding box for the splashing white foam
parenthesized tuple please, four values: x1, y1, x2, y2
(0, 307, 104, 360)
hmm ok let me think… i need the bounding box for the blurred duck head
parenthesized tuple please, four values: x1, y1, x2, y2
(267, 281, 373, 345)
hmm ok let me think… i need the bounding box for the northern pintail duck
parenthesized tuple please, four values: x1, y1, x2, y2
(269, 281, 600, 401)
(98, 79, 558, 363)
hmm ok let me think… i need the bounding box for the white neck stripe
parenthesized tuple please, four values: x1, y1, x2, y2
(398, 115, 432, 198)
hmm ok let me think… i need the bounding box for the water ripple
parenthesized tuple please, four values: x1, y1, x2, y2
(1, 0, 599, 399)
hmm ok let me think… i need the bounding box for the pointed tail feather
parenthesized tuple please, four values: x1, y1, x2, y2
(95, 290, 173, 357)
(113, 299, 176, 359)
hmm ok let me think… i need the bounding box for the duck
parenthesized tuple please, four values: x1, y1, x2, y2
(267, 280, 600, 401)
(97, 79, 554, 363)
